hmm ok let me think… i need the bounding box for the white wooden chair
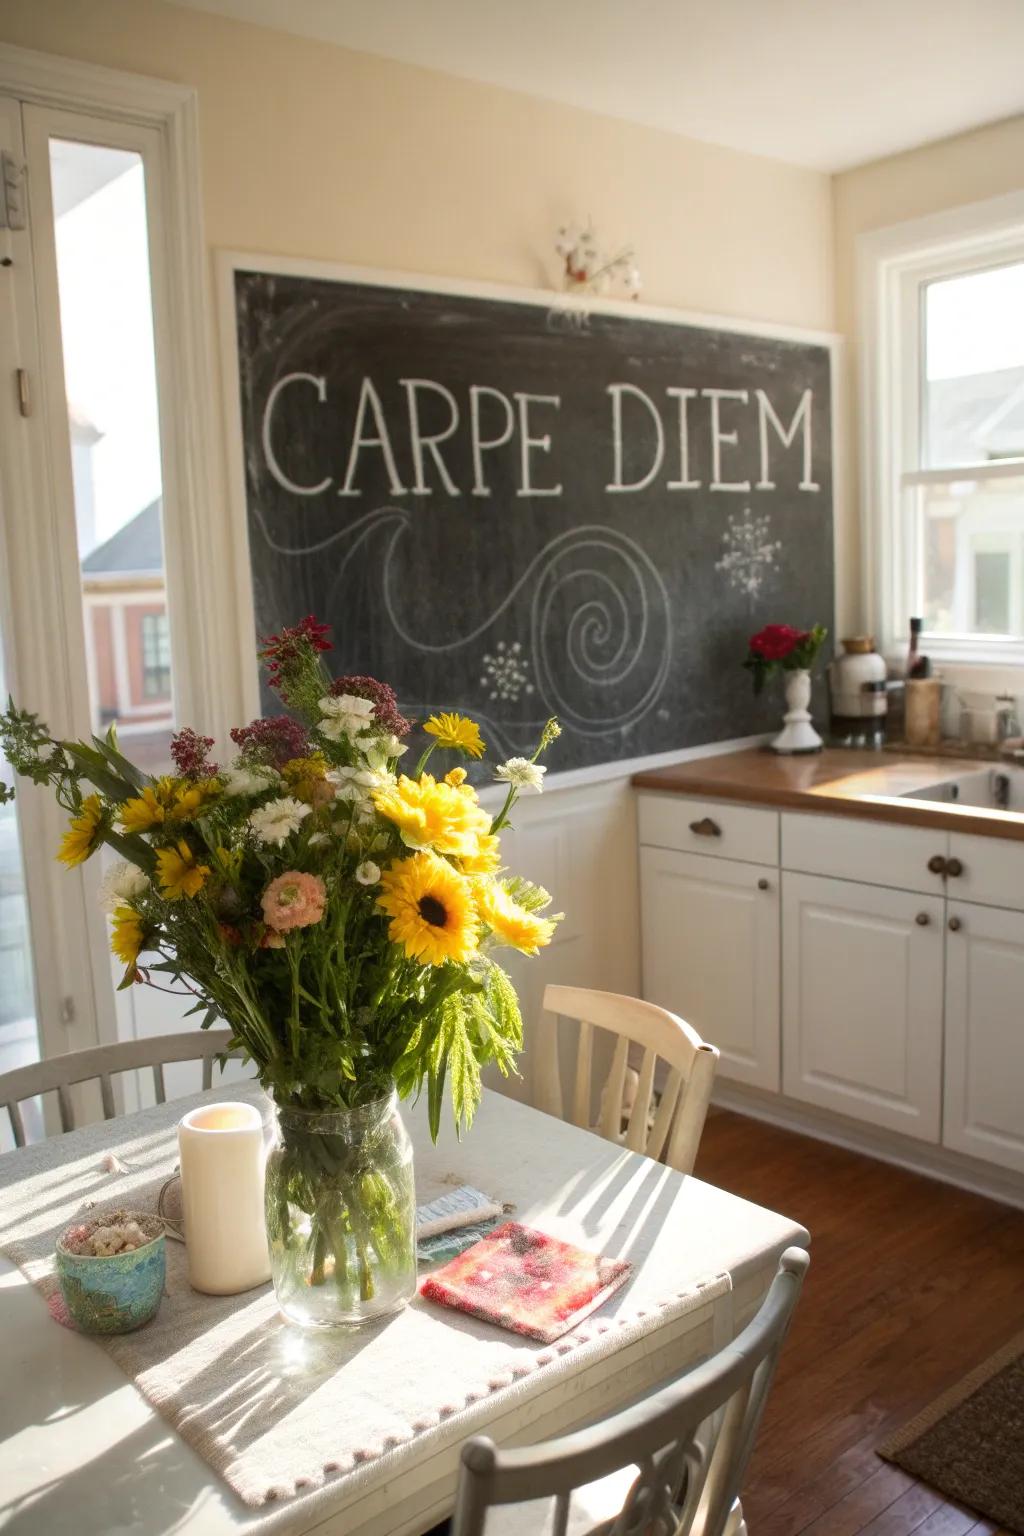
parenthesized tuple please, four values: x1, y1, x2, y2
(452, 1246, 809, 1536)
(0, 1030, 239, 1149)
(537, 986, 719, 1176)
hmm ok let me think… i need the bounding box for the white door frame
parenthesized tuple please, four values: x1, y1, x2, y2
(0, 43, 227, 1057)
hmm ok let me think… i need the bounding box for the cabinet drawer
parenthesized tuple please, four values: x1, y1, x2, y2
(781, 812, 946, 896)
(637, 793, 778, 867)
(946, 833, 1024, 913)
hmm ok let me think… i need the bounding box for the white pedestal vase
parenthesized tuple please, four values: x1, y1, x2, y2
(771, 668, 823, 755)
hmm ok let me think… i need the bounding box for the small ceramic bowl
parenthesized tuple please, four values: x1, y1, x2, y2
(56, 1212, 166, 1334)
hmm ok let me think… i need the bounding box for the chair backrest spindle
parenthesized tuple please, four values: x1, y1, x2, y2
(0, 1030, 241, 1149)
(542, 985, 719, 1176)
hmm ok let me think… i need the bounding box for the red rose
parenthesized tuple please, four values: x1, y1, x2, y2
(749, 624, 808, 662)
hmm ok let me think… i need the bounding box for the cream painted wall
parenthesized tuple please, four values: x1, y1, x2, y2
(0, 0, 833, 328)
(833, 114, 1024, 672)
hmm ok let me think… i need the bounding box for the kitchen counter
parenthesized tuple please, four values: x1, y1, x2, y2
(632, 747, 1024, 842)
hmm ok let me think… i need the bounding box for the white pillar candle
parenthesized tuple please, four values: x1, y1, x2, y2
(177, 1101, 271, 1295)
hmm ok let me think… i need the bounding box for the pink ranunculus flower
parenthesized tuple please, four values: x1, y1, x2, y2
(261, 871, 327, 932)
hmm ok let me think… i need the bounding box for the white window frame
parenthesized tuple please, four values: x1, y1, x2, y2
(0, 43, 231, 1060)
(858, 189, 1024, 667)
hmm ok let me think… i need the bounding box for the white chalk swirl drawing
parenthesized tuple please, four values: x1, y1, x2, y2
(251, 504, 672, 757)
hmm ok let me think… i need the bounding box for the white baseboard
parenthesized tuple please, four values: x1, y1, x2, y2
(712, 1080, 1024, 1212)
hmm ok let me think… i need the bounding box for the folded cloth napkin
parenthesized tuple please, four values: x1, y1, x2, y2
(420, 1221, 633, 1343)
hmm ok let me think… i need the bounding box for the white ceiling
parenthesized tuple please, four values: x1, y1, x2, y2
(167, 0, 1024, 173)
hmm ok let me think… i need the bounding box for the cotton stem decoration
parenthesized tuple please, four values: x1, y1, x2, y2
(555, 223, 641, 301)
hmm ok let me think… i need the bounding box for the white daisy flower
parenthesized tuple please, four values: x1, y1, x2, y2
(328, 763, 394, 798)
(248, 796, 311, 846)
(371, 734, 408, 764)
(494, 758, 547, 793)
(97, 860, 149, 914)
(222, 763, 280, 797)
(318, 694, 376, 742)
(355, 860, 381, 886)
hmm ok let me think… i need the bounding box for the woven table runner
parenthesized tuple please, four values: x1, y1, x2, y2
(0, 1084, 730, 1512)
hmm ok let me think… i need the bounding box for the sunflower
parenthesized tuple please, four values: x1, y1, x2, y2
(423, 713, 485, 759)
(110, 905, 147, 968)
(373, 774, 490, 857)
(120, 785, 168, 833)
(57, 794, 104, 867)
(377, 852, 478, 966)
(477, 881, 556, 955)
(155, 839, 210, 900)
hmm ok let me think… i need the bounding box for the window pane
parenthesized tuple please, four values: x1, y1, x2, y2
(918, 476, 1024, 638)
(923, 260, 1024, 469)
(49, 138, 174, 774)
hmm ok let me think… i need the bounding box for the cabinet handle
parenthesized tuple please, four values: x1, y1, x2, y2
(946, 857, 964, 878)
(915, 912, 930, 926)
(757, 878, 770, 891)
(689, 816, 722, 838)
(928, 854, 947, 875)
(949, 916, 962, 932)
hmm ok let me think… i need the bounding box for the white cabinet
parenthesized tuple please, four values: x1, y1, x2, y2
(944, 900, 1024, 1174)
(640, 846, 780, 1091)
(782, 872, 944, 1141)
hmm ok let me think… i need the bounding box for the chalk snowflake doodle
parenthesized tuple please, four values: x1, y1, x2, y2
(480, 640, 534, 703)
(715, 508, 782, 598)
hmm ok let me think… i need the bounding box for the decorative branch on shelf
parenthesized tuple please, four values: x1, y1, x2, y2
(554, 222, 641, 301)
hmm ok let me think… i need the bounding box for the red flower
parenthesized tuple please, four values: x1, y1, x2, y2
(259, 616, 332, 700)
(170, 727, 218, 780)
(230, 715, 311, 768)
(749, 624, 808, 662)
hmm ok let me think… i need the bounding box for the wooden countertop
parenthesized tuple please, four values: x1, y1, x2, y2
(632, 748, 1024, 842)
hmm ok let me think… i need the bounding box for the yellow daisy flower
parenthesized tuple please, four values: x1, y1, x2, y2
(110, 904, 147, 968)
(120, 785, 167, 833)
(423, 713, 485, 759)
(445, 766, 468, 787)
(171, 778, 220, 820)
(155, 839, 210, 900)
(58, 794, 104, 867)
(477, 881, 556, 955)
(373, 774, 491, 857)
(458, 832, 502, 876)
(377, 852, 478, 966)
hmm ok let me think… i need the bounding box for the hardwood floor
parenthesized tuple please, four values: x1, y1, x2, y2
(694, 1109, 1024, 1536)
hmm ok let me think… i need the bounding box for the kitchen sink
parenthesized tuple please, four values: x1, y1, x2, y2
(901, 764, 1024, 812)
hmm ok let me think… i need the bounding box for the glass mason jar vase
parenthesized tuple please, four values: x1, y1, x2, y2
(265, 1092, 417, 1329)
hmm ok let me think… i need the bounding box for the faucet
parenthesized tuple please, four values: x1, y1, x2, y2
(996, 695, 1020, 743)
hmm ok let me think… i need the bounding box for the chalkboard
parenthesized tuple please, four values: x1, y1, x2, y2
(231, 265, 834, 774)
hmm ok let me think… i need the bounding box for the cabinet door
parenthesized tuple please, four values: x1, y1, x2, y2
(640, 847, 779, 1090)
(782, 873, 943, 1140)
(944, 901, 1024, 1174)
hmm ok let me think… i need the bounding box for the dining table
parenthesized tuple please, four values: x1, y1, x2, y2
(0, 1081, 808, 1536)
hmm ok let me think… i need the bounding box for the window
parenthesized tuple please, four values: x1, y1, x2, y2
(141, 611, 172, 698)
(861, 194, 1024, 662)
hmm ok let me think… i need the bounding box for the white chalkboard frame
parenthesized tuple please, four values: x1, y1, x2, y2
(215, 250, 845, 795)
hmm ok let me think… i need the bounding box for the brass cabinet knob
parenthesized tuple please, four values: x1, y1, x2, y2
(949, 916, 962, 932)
(689, 817, 722, 838)
(757, 878, 770, 891)
(946, 857, 964, 878)
(928, 854, 947, 875)
(916, 912, 930, 926)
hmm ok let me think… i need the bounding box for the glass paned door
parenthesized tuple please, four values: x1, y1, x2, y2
(48, 134, 176, 773)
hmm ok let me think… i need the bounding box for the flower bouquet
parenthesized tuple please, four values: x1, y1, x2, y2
(0, 617, 561, 1326)
(743, 622, 828, 755)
